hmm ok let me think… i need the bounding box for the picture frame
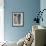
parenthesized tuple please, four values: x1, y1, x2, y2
(12, 12, 24, 27)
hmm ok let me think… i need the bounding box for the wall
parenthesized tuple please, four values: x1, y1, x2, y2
(0, 0, 4, 42)
(4, 0, 40, 42)
(40, 0, 46, 27)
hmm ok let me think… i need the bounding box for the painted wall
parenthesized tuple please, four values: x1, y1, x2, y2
(4, 0, 40, 42)
(40, 0, 46, 27)
(0, 0, 4, 42)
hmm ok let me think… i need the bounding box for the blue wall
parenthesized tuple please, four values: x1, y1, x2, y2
(40, 0, 46, 27)
(4, 0, 40, 42)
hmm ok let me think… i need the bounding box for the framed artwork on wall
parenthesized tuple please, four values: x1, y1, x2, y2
(12, 12, 24, 27)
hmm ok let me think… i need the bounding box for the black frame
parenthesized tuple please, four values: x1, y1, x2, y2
(12, 12, 24, 27)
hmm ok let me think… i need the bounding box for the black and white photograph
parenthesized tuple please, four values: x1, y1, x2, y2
(12, 12, 24, 27)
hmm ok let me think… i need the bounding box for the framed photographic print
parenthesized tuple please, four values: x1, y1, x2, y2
(12, 12, 24, 27)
